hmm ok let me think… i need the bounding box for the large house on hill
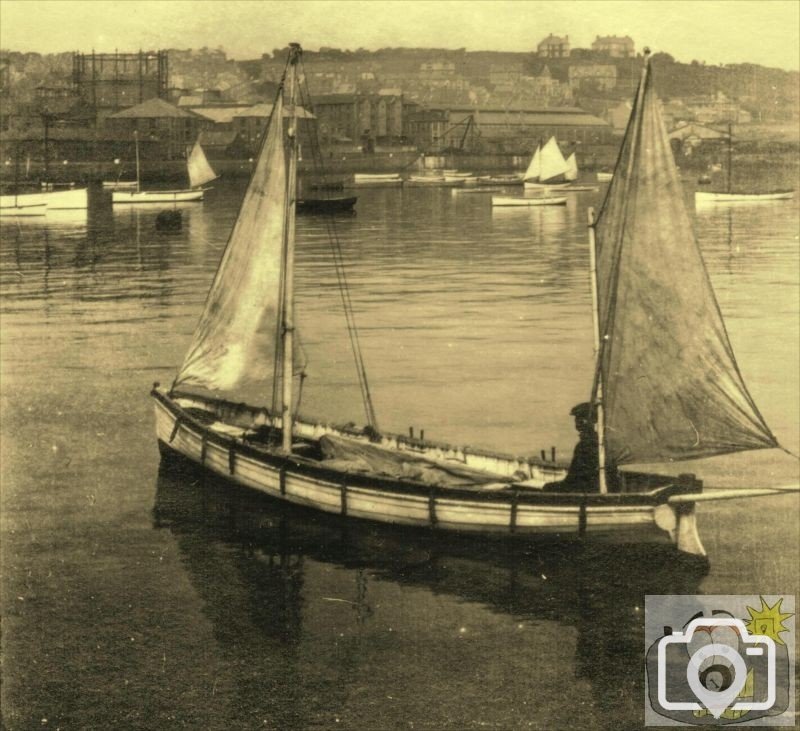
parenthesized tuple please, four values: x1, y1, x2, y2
(591, 36, 636, 58)
(537, 35, 570, 59)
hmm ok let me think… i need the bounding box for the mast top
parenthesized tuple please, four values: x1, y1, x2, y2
(288, 43, 303, 64)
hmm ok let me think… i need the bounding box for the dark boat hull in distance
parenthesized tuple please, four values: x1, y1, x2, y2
(152, 387, 707, 556)
(297, 196, 357, 213)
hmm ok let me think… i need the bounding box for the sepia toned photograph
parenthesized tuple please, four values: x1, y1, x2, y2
(1, 1, 798, 728)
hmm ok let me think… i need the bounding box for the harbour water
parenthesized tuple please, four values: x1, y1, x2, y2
(1, 177, 798, 729)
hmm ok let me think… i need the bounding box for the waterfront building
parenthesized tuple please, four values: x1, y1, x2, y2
(105, 97, 207, 159)
(231, 102, 315, 152)
(407, 104, 612, 153)
(312, 93, 409, 146)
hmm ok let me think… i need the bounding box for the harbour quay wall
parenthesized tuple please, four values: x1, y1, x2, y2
(0, 146, 625, 185)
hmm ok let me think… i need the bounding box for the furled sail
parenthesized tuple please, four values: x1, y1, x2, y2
(175, 93, 304, 393)
(523, 145, 541, 182)
(564, 152, 578, 182)
(538, 137, 570, 183)
(187, 141, 217, 189)
(592, 58, 777, 465)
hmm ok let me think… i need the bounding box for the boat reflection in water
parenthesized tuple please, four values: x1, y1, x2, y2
(153, 456, 707, 729)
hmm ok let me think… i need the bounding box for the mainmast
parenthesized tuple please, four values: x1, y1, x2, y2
(281, 43, 302, 452)
(727, 121, 732, 194)
(587, 207, 608, 495)
(589, 48, 652, 493)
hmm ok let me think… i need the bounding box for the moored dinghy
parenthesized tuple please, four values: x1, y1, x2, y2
(694, 123, 794, 204)
(491, 195, 567, 206)
(112, 137, 217, 203)
(153, 45, 792, 558)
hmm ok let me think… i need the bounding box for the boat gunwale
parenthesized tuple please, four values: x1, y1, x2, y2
(153, 387, 695, 507)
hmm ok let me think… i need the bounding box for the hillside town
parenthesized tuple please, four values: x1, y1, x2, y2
(1, 34, 798, 174)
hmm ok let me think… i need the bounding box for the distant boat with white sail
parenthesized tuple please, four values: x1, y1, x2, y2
(112, 135, 217, 204)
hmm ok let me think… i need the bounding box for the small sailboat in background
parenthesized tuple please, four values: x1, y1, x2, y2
(523, 137, 571, 190)
(564, 152, 578, 182)
(152, 45, 794, 559)
(695, 123, 794, 204)
(523, 139, 595, 192)
(112, 134, 217, 204)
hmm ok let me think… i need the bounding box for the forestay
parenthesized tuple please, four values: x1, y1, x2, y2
(187, 142, 217, 189)
(175, 94, 304, 393)
(593, 59, 777, 465)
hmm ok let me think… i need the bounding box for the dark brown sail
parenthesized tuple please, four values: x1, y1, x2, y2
(592, 57, 777, 465)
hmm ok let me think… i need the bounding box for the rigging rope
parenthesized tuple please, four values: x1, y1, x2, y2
(297, 60, 379, 432)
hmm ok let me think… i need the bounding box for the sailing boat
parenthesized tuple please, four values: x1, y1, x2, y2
(695, 123, 794, 203)
(564, 152, 578, 182)
(523, 137, 571, 190)
(112, 135, 217, 204)
(1, 154, 46, 216)
(152, 45, 791, 558)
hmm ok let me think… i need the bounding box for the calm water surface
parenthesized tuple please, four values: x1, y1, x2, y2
(1, 177, 798, 730)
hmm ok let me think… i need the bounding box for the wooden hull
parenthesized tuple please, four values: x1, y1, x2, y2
(695, 190, 794, 203)
(112, 189, 204, 203)
(40, 187, 89, 209)
(477, 175, 524, 185)
(523, 181, 571, 190)
(102, 180, 138, 190)
(492, 195, 567, 207)
(0, 201, 46, 217)
(297, 196, 357, 213)
(351, 174, 402, 187)
(152, 388, 705, 553)
(406, 176, 466, 187)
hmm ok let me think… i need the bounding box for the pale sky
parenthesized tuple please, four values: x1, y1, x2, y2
(1, 0, 798, 70)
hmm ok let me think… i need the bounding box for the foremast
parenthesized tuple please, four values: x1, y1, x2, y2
(281, 43, 302, 452)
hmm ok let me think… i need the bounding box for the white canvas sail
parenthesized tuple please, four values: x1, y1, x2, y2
(538, 137, 570, 183)
(523, 145, 541, 182)
(187, 141, 217, 189)
(175, 95, 302, 393)
(564, 152, 578, 182)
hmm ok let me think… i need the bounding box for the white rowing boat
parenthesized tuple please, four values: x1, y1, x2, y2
(695, 190, 794, 203)
(491, 195, 567, 206)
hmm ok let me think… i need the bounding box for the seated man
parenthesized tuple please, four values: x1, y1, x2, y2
(544, 402, 618, 493)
